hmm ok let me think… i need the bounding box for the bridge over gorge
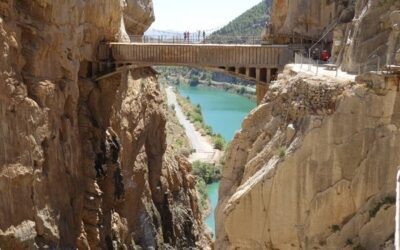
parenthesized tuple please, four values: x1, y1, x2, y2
(93, 37, 297, 103)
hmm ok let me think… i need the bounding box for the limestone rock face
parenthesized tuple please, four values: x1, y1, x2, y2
(216, 68, 400, 249)
(266, 0, 339, 42)
(124, 0, 155, 35)
(267, 0, 399, 72)
(335, 1, 400, 72)
(0, 0, 208, 249)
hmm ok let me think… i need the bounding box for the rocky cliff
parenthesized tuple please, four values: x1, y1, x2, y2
(216, 67, 400, 250)
(266, 0, 400, 74)
(0, 0, 208, 249)
(217, 0, 400, 249)
(267, 0, 339, 41)
(334, 0, 400, 73)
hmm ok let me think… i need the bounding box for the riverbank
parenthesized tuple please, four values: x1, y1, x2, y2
(156, 66, 256, 101)
(196, 80, 256, 102)
(175, 91, 228, 153)
(165, 83, 256, 237)
(165, 86, 222, 163)
(165, 86, 221, 222)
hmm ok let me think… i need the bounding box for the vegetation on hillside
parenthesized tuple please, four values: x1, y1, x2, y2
(209, 0, 272, 40)
(192, 161, 221, 213)
(156, 66, 256, 101)
(160, 83, 195, 157)
(195, 177, 209, 212)
(193, 161, 221, 184)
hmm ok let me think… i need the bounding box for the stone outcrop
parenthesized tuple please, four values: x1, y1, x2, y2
(216, 66, 400, 249)
(335, 0, 400, 73)
(123, 0, 155, 35)
(265, 0, 343, 42)
(0, 0, 208, 249)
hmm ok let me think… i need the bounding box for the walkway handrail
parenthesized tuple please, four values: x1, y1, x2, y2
(358, 54, 381, 75)
(308, 21, 338, 68)
(130, 35, 263, 45)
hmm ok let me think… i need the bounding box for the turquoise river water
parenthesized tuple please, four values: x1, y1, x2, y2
(177, 85, 256, 236)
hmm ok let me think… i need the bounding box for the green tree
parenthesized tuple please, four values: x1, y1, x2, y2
(189, 76, 200, 86)
(213, 134, 227, 150)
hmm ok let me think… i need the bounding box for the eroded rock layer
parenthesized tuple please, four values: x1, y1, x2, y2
(335, 0, 400, 73)
(0, 0, 208, 249)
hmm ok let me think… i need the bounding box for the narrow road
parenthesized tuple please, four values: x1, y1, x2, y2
(165, 86, 216, 163)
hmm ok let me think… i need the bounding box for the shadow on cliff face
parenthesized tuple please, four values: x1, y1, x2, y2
(337, 0, 355, 24)
(0, 0, 209, 248)
(75, 66, 208, 249)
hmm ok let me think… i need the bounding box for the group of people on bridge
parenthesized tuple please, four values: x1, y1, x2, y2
(184, 30, 206, 42)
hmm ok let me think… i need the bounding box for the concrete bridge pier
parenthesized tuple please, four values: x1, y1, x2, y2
(254, 68, 278, 103)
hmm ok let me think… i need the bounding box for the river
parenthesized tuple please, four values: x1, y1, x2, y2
(177, 84, 256, 236)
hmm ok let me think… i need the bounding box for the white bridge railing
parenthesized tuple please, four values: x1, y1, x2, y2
(129, 35, 263, 45)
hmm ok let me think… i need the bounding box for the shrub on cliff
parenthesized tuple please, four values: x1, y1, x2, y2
(192, 161, 221, 184)
(195, 177, 209, 212)
(214, 134, 227, 150)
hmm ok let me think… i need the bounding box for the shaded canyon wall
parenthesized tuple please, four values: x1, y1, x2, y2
(0, 0, 209, 249)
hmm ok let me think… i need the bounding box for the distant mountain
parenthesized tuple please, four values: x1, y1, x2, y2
(209, 0, 272, 39)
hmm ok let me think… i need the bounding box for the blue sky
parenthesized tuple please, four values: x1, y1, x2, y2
(150, 0, 263, 31)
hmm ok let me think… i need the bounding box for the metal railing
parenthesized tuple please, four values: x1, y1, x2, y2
(308, 21, 338, 70)
(129, 35, 263, 45)
(385, 51, 400, 73)
(358, 54, 382, 75)
(295, 51, 395, 78)
(295, 53, 334, 76)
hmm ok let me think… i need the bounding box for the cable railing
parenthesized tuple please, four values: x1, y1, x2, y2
(295, 52, 334, 76)
(129, 35, 263, 45)
(385, 51, 400, 73)
(128, 33, 322, 45)
(295, 51, 397, 79)
(307, 21, 338, 71)
(358, 54, 381, 75)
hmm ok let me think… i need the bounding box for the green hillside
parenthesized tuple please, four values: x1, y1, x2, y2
(210, 0, 272, 39)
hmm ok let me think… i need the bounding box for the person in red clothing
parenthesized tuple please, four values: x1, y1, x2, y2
(321, 50, 329, 61)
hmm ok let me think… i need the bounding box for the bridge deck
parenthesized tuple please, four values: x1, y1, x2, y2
(99, 43, 292, 69)
(97, 42, 294, 104)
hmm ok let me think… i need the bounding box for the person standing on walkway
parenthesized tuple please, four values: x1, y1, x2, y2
(203, 31, 206, 43)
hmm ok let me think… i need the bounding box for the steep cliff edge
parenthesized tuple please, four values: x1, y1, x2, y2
(217, 1, 400, 249)
(0, 0, 208, 249)
(216, 67, 400, 249)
